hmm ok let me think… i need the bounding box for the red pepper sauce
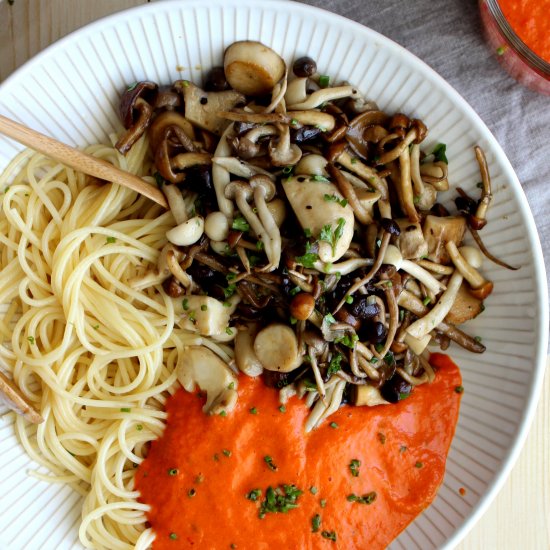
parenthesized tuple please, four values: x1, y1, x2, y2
(136, 353, 461, 549)
(498, 0, 550, 61)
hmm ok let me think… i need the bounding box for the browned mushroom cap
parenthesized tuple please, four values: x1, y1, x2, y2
(346, 110, 390, 160)
(115, 81, 158, 154)
(152, 85, 182, 111)
(148, 111, 196, 153)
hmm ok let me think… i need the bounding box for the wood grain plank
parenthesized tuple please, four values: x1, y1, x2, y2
(0, 1, 548, 549)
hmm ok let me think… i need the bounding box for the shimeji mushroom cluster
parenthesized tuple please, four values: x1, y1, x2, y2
(116, 41, 515, 430)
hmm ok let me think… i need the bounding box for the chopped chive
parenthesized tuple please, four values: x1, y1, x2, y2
(168, 468, 178, 476)
(422, 296, 431, 306)
(219, 410, 227, 417)
(310, 486, 318, 495)
(311, 513, 321, 533)
(329, 422, 338, 429)
(415, 461, 424, 469)
(228, 381, 235, 390)
(27, 336, 35, 344)
(225, 327, 233, 335)
(120, 408, 131, 412)
(345, 295, 354, 304)
(223, 449, 232, 457)
(136, 424, 143, 431)
(279, 405, 286, 413)
(182, 299, 189, 310)
(169, 533, 178, 540)
(188, 488, 196, 497)
(349, 459, 361, 477)
(200, 304, 208, 311)
(321, 530, 337, 542)
(320, 498, 327, 508)
(264, 455, 277, 471)
(318, 75, 330, 88)
(106, 236, 116, 244)
(246, 488, 262, 501)
(250, 407, 258, 415)
(455, 385, 464, 394)
(474, 335, 483, 343)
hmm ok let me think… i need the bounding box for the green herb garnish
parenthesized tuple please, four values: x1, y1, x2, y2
(232, 216, 250, 232)
(349, 459, 361, 477)
(347, 492, 377, 504)
(312, 513, 321, 533)
(432, 143, 448, 164)
(264, 455, 277, 471)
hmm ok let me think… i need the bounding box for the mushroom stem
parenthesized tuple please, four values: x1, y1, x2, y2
(471, 146, 492, 229)
(308, 347, 327, 402)
(334, 231, 392, 314)
(398, 147, 420, 223)
(213, 157, 275, 180)
(383, 245, 446, 295)
(468, 226, 520, 270)
(349, 348, 368, 379)
(263, 71, 288, 113)
(166, 250, 193, 288)
(376, 127, 417, 165)
(326, 163, 372, 224)
(378, 286, 399, 358)
(312, 257, 373, 275)
(406, 269, 463, 339)
(288, 85, 359, 110)
(446, 242, 493, 298)
(252, 184, 281, 271)
(397, 289, 486, 352)
(410, 144, 425, 196)
(212, 123, 236, 217)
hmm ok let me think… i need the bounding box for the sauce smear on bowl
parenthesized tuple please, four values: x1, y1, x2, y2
(498, 0, 550, 61)
(136, 354, 461, 549)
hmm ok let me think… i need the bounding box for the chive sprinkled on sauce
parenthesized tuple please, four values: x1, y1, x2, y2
(311, 513, 321, 533)
(349, 459, 361, 477)
(264, 455, 278, 471)
(321, 530, 337, 542)
(168, 468, 178, 476)
(222, 449, 232, 457)
(279, 405, 286, 413)
(169, 533, 178, 540)
(188, 488, 196, 497)
(246, 489, 262, 501)
(249, 407, 258, 415)
(455, 385, 464, 394)
(309, 486, 318, 495)
(415, 462, 424, 469)
(329, 422, 338, 429)
(255, 484, 303, 518)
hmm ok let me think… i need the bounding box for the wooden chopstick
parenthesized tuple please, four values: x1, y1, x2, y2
(0, 114, 168, 208)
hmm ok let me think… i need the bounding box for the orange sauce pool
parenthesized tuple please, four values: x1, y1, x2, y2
(136, 353, 461, 549)
(498, 0, 550, 61)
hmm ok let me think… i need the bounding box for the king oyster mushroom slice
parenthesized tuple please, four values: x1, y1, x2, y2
(253, 324, 303, 373)
(234, 324, 264, 377)
(282, 175, 354, 263)
(224, 41, 286, 96)
(179, 81, 245, 135)
(176, 346, 238, 415)
(174, 295, 238, 336)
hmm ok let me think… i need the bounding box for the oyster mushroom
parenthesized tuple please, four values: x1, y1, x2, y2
(115, 81, 158, 154)
(281, 175, 354, 263)
(353, 384, 389, 407)
(175, 295, 237, 336)
(224, 41, 286, 96)
(178, 81, 245, 135)
(176, 346, 238, 415)
(422, 214, 467, 264)
(148, 111, 196, 153)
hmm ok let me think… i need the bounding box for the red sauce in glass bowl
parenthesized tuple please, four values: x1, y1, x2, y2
(136, 354, 461, 549)
(498, 0, 550, 62)
(479, 0, 550, 94)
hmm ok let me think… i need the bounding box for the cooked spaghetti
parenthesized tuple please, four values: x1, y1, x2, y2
(0, 136, 218, 549)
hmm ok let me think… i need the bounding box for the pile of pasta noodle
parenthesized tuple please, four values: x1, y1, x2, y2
(0, 137, 200, 549)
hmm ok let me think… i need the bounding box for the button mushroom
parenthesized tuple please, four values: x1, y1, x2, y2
(224, 41, 286, 96)
(176, 346, 238, 415)
(282, 175, 354, 263)
(253, 324, 303, 373)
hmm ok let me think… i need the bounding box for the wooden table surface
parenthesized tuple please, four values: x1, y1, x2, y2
(0, 1, 549, 549)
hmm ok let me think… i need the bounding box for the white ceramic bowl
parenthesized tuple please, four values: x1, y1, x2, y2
(0, 1, 547, 548)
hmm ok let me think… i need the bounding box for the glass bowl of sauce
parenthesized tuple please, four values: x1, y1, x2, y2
(479, 0, 550, 94)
